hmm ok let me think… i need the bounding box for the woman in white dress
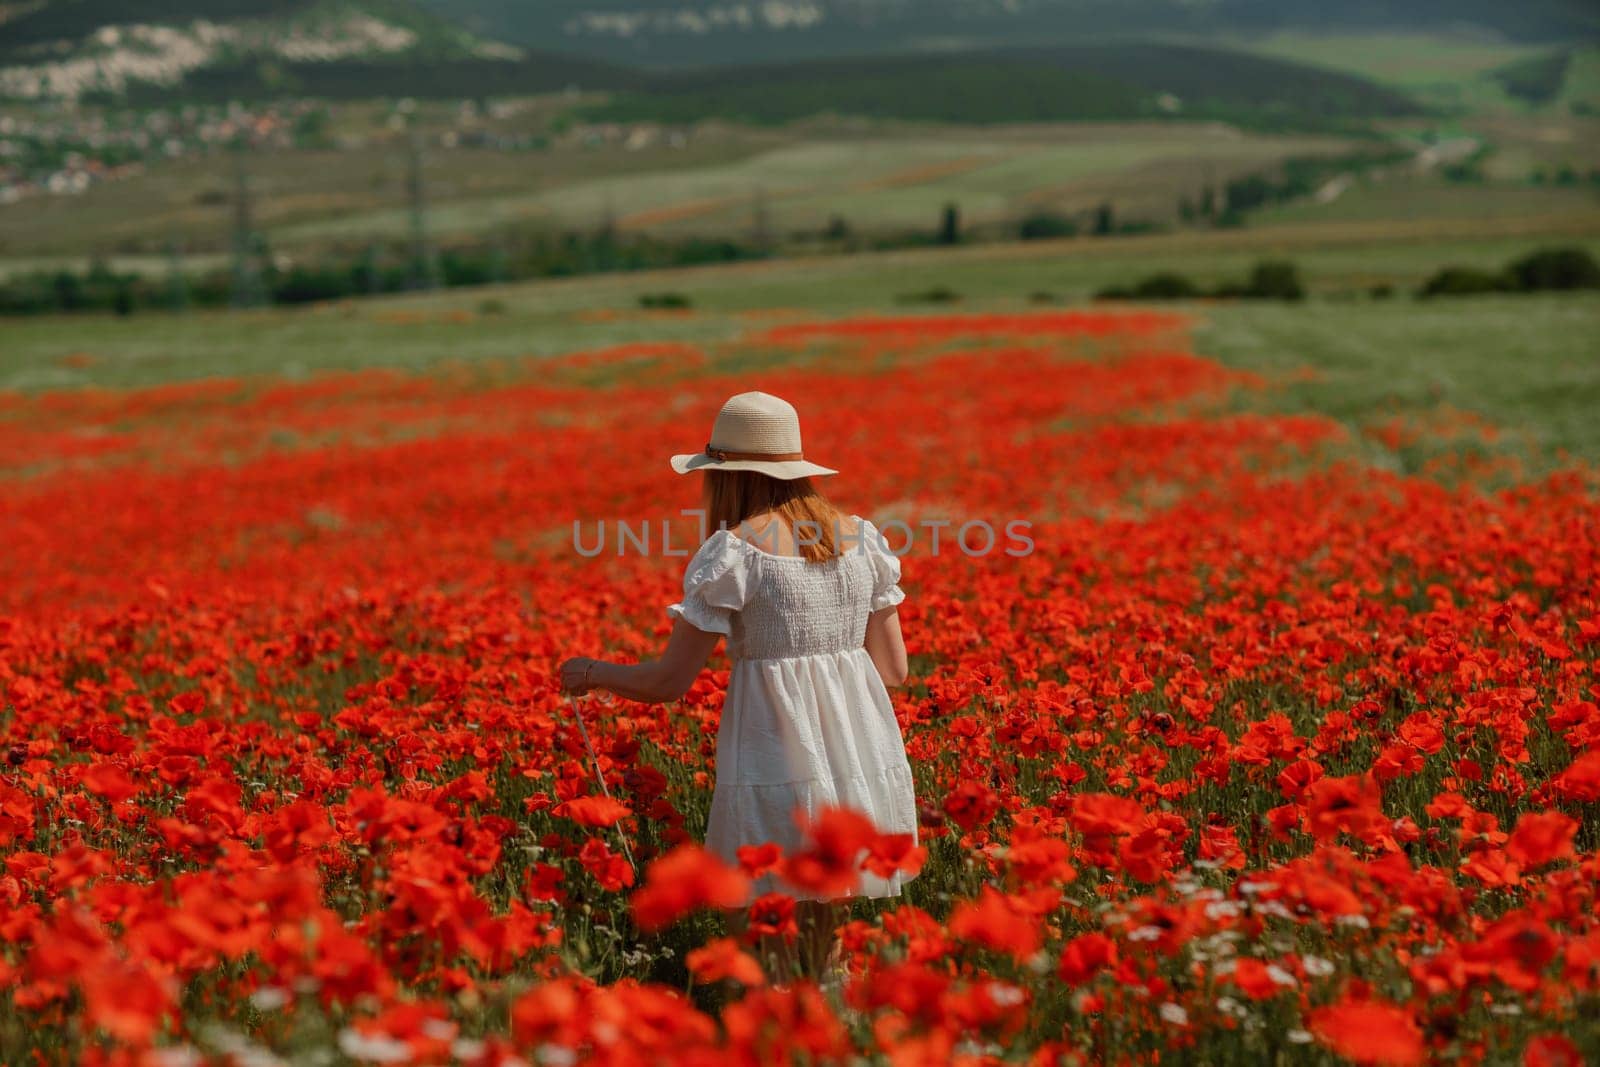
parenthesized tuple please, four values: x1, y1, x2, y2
(559, 390, 918, 978)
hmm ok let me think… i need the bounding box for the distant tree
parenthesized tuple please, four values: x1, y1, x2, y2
(1019, 211, 1077, 240)
(1092, 202, 1115, 236)
(939, 203, 961, 245)
(52, 271, 84, 311)
(1224, 175, 1274, 215)
(1508, 247, 1600, 291)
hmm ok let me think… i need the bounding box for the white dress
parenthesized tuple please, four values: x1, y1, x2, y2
(667, 516, 919, 902)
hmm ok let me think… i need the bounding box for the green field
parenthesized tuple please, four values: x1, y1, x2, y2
(0, 118, 1369, 259)
(4, 228, 1597, 461)
(1240, 32, 1544, 111)
(1563, 45, 1600, 110)
(1252, 180, 1599, 226)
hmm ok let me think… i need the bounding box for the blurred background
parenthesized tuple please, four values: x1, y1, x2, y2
(1, 0, 1597, 407)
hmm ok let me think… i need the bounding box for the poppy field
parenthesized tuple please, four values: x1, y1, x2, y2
(0, 308, 1596, 1065)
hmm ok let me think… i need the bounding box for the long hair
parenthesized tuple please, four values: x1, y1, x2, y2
(703, 470, 842, 563)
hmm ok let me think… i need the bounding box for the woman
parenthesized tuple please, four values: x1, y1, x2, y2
(559, 390, 918, 979)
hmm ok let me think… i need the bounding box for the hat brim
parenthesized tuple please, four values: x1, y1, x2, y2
(671, 453, 838, 479)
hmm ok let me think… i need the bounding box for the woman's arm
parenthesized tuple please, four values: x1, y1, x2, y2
(559, 619, 722, 704)
(864, 605, 909, 688)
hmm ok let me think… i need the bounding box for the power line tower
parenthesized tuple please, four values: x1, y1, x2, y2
(229, 145, 267, 308)
(406, 129, 440, 291)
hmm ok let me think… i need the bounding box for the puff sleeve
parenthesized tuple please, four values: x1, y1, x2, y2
(666, 530, 750, 635)
(859, 519, 907, 612)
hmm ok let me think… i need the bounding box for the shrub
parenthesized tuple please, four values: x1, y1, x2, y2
(272, 266, 356, 305)
(897, 286, 961, 305)
(1095, 272, 1202, 301)
(1099, 261, 1303, 302)
(1244, 260, 1305, 301)
(639, 292, 693, 310)
(1507, 247, 1600, 292)
(1133, 272, 1203, 300)
(1018, 212, 1078, 241)
(1418, 267, 1514, 298)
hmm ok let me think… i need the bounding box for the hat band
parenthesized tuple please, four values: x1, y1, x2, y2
(706, 443, 804, 462)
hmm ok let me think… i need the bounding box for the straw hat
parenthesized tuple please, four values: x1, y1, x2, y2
(670, 391, 837, 480)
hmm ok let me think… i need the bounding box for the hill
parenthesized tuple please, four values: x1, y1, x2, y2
(421, 0, 1600, 68)
(0, 1, 1424, 129)
(586, 45, 1422, 127)
(0, 0, 627, 101)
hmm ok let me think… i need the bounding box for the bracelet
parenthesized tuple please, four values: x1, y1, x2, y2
(582, 659, 595, 690)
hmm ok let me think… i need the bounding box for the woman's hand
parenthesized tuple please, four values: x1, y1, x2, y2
(558, 657, 598, 694)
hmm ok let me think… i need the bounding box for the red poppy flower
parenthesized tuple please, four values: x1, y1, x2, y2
(1230, 958, 1285, 1001)
(1058, 932, 1118, 986)
(686, 937, 765, 987)
(1308, 998, 1425, 1066)
(1305, 774, 1386, 844)
(779, 806, 879, 897)
(942, 780, 1001, 832)
(736, 842, 782, 879)
(743, 893, 798, 943)
(1506, 811, 1578, 870)
(1069, 793, 1145, 839)
(630, 845, 749, 932)
(557, 794, 633, 829)
(862, 832, 926, 879)
(79, 763, 138, 805)
(948, 886, 1042, 962)
(82, 959, 177, 1043)
(1553, 751, 1600, 802)
(1524, 1034, 1584, 1067)
(579, 839, 635, 893)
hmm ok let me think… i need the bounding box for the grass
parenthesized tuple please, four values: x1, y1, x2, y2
(1562, 45, 1600, 111)
(1191, 297, 1600, 462)
(1252, 178, 1600, 226)
(3, 226, 1598, 461)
